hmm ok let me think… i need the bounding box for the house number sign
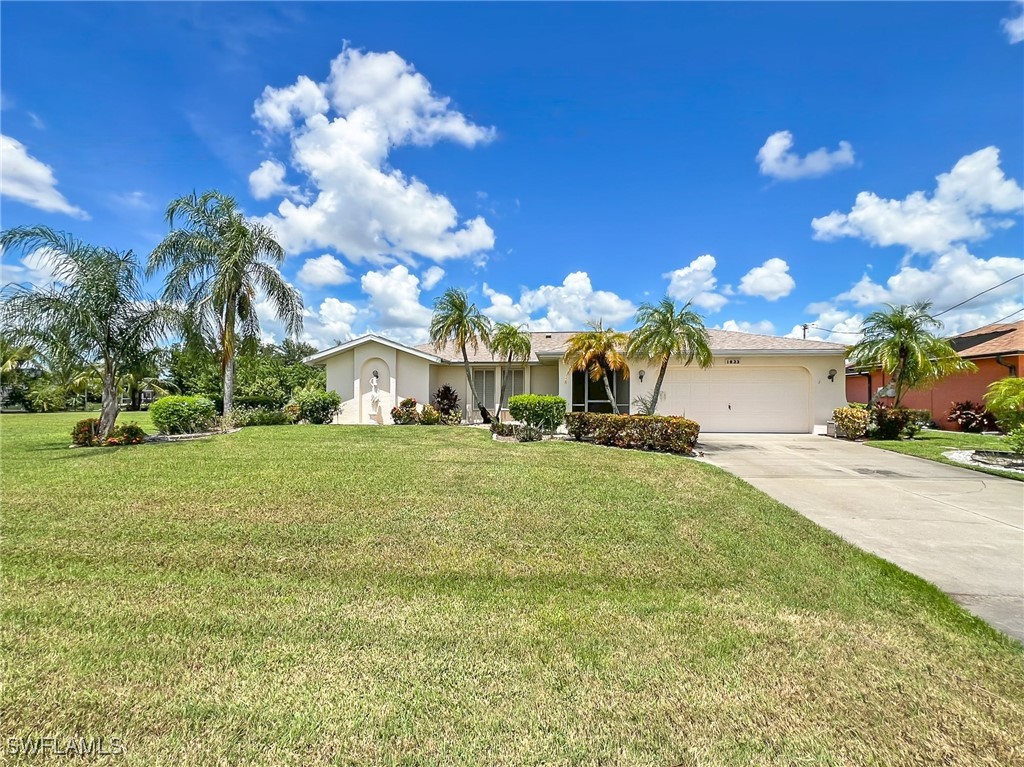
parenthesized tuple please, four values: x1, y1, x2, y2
(726, 358, 741, 365)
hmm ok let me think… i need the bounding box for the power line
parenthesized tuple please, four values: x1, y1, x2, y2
(806, 273, 1024, 337)
(933, 273, 1024, 317)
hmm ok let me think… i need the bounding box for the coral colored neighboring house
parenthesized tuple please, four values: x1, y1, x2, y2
(845, 320, 1024, 430)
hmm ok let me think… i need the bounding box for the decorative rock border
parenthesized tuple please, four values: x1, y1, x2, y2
(943, 449, 1024, 476)
(145, 427, 241, 443)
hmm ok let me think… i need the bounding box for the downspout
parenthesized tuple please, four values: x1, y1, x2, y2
(995, 354, 1018, 377)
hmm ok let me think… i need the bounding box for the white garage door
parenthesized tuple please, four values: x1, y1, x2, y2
(659, 366, 811, 433)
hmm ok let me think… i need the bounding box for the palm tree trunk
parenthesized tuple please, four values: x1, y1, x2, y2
(497, 352, 513, 416)
(99, 366, 119, 438)
(601, 367, 619, 415)
(649, 356, 670, 415)
(128, 382, 141, 411)
(223, 355, 235, 415)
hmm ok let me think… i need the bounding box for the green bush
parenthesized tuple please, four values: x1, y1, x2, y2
(1003, 427, 1024, 457)
(150, 395, 217, 435)
(420, 404, 440, 425)
(516, 424, 543, 442)
(283, 402, 301, 423)
(984, 377, 1024, 433)
(490, 422, 515, 437)
(235, 406, 292, 427)
(507, 394, 566, 431)
(28, 381, 69, 412)
(237, 377, 288, 409)
(947, 400, 998, 433)
(832, 407, 870, 439)
(391, 397, 420, 425)
(71, 418, 101, 446)
(565, 412, 700, 455)
(294, 388, 341, 425)
(869, 407, 930, 440)
(106, 422, 146, 446)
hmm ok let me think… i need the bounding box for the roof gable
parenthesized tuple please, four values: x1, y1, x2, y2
(304, 334, 442, 365)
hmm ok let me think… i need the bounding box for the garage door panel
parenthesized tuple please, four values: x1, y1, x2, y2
(660, 367, 810, 433)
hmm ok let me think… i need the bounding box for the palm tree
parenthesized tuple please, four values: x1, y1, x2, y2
(148, 190, 303, 413)
(117, 346, 176, 411)
(626, 298, 712, 414)
(0, 225, 172, 437)
(429, 288, 493, 421)
(847, 302, 976, 407)
(490, 322, 532, 414)
(563, 321, 630, 414)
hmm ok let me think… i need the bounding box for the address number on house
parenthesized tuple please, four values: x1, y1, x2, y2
(725, 358, 741, 365)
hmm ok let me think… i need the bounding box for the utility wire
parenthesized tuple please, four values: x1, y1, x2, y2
(806, 273, 1024, 337)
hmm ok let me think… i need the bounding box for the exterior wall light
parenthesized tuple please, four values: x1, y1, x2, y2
(638, 370, 645, 383)
(827, 369, 837, 382)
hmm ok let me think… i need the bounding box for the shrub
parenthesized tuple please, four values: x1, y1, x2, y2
(71, 418, 102, 446)
(507, 394, 566, 432)
(294, 388, 341, 425)
(869, 406, 930, 440)
(432, 384, 461, 423)
(490, 422, 516, 437)
(235, 406, 292, 427)
(150, 395, 217, 435)
(420, 404, 440, 425)
(28, 381, 69, 412)
(105, 422, 146, 446)
(517, 424, 543, 442)
(832, 407, 870, 439)
(391, 397, 420, 425)
(1003, 427, 1024, 457)
(565, 412, 699, 455)
(283, 401, 301, 424)
(984, 377, 1024, 433)
(237, 377, 288, 409)
(947, 400, 998, 433)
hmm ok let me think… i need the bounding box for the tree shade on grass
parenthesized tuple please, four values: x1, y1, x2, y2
(2, 414, 1022, 765)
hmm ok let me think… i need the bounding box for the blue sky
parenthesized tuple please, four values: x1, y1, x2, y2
(2, 1, 1022, 348)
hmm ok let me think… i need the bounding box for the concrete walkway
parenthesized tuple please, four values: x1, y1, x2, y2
(697, 434, 1024, 641)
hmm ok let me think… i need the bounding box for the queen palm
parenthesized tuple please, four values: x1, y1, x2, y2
(0, 225, 172, 437)
(148, 191, 302, 413)
(490, 322, 532, 414)
(847, 302, 975, 407)
(563, 321, 630, 414)
(429, 288, 493, 421)
(627, 297, 712, 415)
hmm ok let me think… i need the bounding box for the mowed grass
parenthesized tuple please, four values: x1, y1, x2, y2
(867, 429, 1023, 481)
(2, 413, 1023, 766)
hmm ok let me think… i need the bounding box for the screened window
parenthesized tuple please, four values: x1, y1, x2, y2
(570, 369, 630, 413)
(500, 368, 525, 408)
(472, 369, 496, 410)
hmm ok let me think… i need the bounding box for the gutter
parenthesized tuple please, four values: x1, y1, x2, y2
(996, 353, 1018, 377)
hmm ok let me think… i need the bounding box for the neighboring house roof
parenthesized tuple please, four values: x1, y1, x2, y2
(418, 329, 844, 363)
(948, 320, 1023, 358)
(304, 334, 442, 366)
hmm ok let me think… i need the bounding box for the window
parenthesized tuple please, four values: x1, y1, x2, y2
(570, 369, 630, 413)
(472, 369, 495, 410)
(500, 368, 525, 408)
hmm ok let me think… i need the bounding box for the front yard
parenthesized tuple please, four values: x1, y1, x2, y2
(867, 428, 1023, 481)
(2, 413, 1023, 765)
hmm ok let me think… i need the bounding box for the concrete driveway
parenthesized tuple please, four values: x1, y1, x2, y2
(697, 434, 1024, 641)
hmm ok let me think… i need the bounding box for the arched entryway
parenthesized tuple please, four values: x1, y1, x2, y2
(360, 358, 392, 424)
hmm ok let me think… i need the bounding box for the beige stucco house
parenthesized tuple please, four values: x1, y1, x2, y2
(304, 329, 848, 433)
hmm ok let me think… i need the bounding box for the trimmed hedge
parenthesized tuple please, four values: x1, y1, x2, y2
(507, 394, 566, 431)
(870, 406, 931, 440)
(150, 395, 217, 435)
(294, 388, 341, 425)
(565, 412, 700, 455)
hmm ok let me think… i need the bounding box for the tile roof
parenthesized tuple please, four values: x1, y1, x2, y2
(949, 320, 1024, 358)
(416, 329, 844, 363)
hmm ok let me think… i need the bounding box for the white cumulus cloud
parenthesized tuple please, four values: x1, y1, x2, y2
(0, 247, 62, 286)
(297, 254, 352, 287)
(1004, 1, 1024, 43)
(420, 265, 445, 290)
(718, 319, 777, 335)
(253, 47, 495, 264)
(481, 272, 635, 330)
(664, 254, 728, 312)
(249, 159, 301, 201)
(812, 146, 1024, 254)
(756, 130, 855, 181)
(361, 264, 433, 343)
(738, 257, 795, 301)
(0, 134, 87, 218)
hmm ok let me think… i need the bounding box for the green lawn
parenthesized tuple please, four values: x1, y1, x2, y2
(2, 413, 1023, 765)
(866, 428, 1023, 481)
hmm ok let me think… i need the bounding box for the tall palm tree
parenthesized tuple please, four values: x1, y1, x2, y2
(563, 321, 630, 414)
(429, 288, 493, 421)
(847, 302, 976, 407)
(627, 297, 712, 414)
(0, 225, 172, 437)
(148, 190, 302, 413)
(490, 322, 532, 414)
